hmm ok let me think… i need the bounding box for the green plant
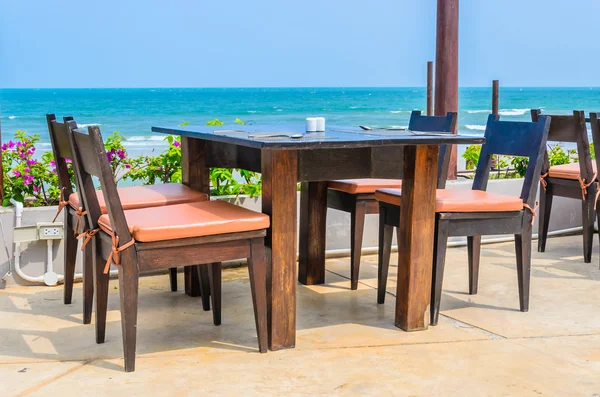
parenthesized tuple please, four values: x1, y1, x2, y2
(462, 144, 481, 170)
(1, 130, 72, 207)
(126, 135, 182, 185)
(547, 144, 574, 166)
(510, 156, 529, 177)
(590, 143, 595, 160)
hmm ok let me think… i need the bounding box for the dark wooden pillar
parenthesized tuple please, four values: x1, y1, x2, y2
(492, 80, 499, 115)
(427, 61, 434, 116)
(434, 0, 459, 179)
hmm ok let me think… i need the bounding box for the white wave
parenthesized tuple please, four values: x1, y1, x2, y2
(276, 109, 283, 112)
(247, 110, 257, 113)
(349, 106, 359, 109)
(77, 123, 101, 128)
(389, 110, 410, 114)
(465, 124, 486, 131)
(466, 110, 490, 114)
(123, 141, 169, 147)
(8, 115, 16, 119)
(126, 136, 166, 141)
(498, 108, 529, 116)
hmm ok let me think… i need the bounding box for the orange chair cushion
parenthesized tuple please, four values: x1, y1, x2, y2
(547, 163, 597, 180)
(328, 179, 402, 194)
(68, 183, 208, 213)
(375, 188, 525, 213)
(98, 200, 270, 243)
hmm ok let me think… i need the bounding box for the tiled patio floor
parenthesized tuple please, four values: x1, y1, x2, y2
(2, 234, 600, 396)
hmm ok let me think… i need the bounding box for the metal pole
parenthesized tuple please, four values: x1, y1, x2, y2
(434, 0, 459, 179)
(427, 61, 433, 116)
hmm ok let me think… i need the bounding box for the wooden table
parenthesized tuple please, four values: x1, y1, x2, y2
(152, 124, 484, 350)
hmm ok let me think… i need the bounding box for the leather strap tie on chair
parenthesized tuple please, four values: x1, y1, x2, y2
(523, 201, 539, 225)
(74, 207, 87, 236)
(578, 172, 597, 200)
(76, 228, 100, 251)
(52, 187, 69, 223)
(539, 173, 548, 192)
(594, 185, 600, 211)
(104, 233, 136, 274)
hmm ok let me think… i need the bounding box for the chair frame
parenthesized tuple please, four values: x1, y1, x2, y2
(47, 115, 181, 323)
(67, 123, 268, 372)
(326, 111, 457, 290)
(589, 112, 600, 268)
(531, 110, 596, 263)
(377, 114, 551, 325)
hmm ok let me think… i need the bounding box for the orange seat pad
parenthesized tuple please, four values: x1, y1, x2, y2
(98, 200, 270, 243)
(375, 188, 525, 213)
(328, 179, 402, 194)
(69, 183, 208, 213)
(547, 163, 597, 180)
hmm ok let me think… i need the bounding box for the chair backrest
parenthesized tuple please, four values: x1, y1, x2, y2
(473, 114, 551, 207)
(590, 113, 600, 174)
(66, 122, 133, 247)
(530, 109, 594, 181)
(408, 110, 457, 188)
(46, 114, 77, 200)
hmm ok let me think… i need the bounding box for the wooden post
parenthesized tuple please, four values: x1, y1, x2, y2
(492, 80, 499, 115)
(427, 61, 433, 116)
(434, 0, 459, 179)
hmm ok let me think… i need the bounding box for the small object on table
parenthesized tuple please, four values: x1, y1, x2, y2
(306, 117, 317, 132)
(315, 117, 325, 132)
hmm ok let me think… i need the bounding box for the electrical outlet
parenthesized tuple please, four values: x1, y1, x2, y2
(37, 222, 64, 240)
(43, 227, 61, 237)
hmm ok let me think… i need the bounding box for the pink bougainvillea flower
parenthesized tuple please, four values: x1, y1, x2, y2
(33, 185, 41, 194)
(1, 143, 6, 151)
(65, 158, 72, 163)
(27, 147, 35, 155)
(107, 149, 115, 162)
(23, 175, 34, 185)
(24, 168, 31, 173)
(12, 170, 21, 177)
(173, 141, 181, 147)
(7, 141, 16, 149)
(116, 149, 126, 160)
(19, 151, 27, 159)
(125, 164, 131, 169)
(49, 159, 56, 167)
(26, 159, 37, 166)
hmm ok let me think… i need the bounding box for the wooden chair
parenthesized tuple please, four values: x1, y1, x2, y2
(326, 111, 457, 290)
(47, 115, 209, 323)
(67, 123, 269, 372)
(376, 114, 551, 324)
(589, 112, 600, 268)
(531, 110, 596, 263)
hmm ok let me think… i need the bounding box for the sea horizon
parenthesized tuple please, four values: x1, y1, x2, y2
(2, 87, 599, 158)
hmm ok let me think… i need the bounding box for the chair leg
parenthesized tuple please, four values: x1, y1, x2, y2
(377, 207, 394, 304)
(431, 219, 450, 326)
(350, 201, 367, 290)
(63, 212, 77, 305)
(247, 238, 268, 353)
(207, 263, 222, 326)
(198, 265, 211, 311)
(582, 197, 595, 263)
(118, 264, 139, 372)
(515, 226, 532, 312)
(168, 268, 178, 292)
(537, 183, 552, 253)
(82, 242, 94, 325)
(94, 250, 110, 344)
(467, 236, 481, 295)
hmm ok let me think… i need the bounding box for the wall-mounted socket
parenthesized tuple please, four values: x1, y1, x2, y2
(37, 222, 64, 240)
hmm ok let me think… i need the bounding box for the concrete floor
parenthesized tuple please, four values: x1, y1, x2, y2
(1, 234, 600, 396)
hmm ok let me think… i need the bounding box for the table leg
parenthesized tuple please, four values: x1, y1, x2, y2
(396, 144, 439, 331)
(262, 149, 298, 350)
(181, 136, 210, 297)
(298, 181, 328, 285)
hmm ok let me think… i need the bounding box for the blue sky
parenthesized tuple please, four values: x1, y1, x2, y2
(1, 0, 600, 88)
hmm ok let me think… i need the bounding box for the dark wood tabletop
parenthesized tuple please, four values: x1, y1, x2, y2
(152, 124, 484, 149)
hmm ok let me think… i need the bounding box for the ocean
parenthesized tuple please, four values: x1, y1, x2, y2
(1, 87, 599, 156)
